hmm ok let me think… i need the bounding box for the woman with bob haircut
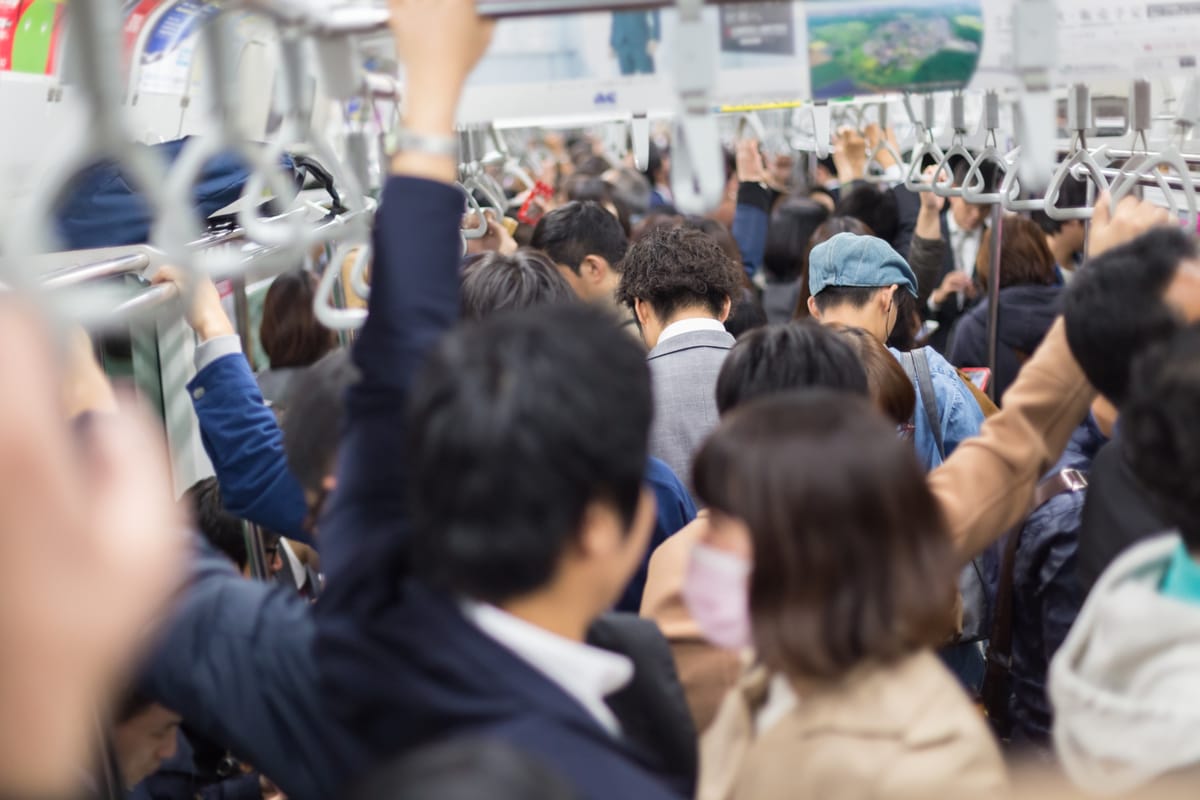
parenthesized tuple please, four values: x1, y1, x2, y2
(689, 391, 1006, 799)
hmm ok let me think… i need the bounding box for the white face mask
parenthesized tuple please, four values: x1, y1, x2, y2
(682, 542, 753, 651)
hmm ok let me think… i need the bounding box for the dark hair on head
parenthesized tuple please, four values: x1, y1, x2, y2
(1124, 324, 1200, 551)
(460, 250, 576, 322)
(564, 176, 631, 236)
(530, 201, 629, 274)
(976, 216, 1057, 290)
(1064, 227, 1193, 405)
(575, 154, 612, 177)
(1032, 174, 1089, 235)
(830, 325, 916, 425)
(681, 215, 743, 269)
(949, 153, 997, 190)
(835, 184, 899, 246)
(631, 209, 681, 243)
(260, 271, 337, 369)
(407, 304, 652, 604)
(794, 216, 874, 320)
(715, 321, 869, 415)
(347, 739, 579, 800)
(115, 688, 156, 725)
(693, 391, 955, 680)
(282, 350, 360, 495)
(645, 141, 668, 183)
(724, 287, 768, 338)
(184, 478, 248, 571)
(763, 200, 830, 283)
(616, 225, 744, 322)
(886, 288, 920, 352)
(811, 285, 882, 314)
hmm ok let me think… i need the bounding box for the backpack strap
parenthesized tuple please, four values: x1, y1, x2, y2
(981, 467, 1089, 740)
(900, 349, 946, 462)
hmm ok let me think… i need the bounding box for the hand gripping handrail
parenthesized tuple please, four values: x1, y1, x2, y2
(864, 102, 904, 184)
(960, 92, 1009, 205)
(932, 93, 972, 198)
(460, 187, 491, 241)
(2, 0, 182, 296)
(903, 95, 945, 193)
(737, 112, 767, 144)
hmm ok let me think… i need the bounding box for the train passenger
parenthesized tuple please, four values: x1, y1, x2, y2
(949, 216, 1063, 403)
(805, 232, 985, 471)
(1051, 323, 1200, 793)
(759, 200, 830, 325)
(529, 201, 634, 332)
(256, 270, 338, 411)
(829, 323, 917, 426)
(693, 392, 1007, 799)
(1032, 175, 1089, 285)
(641, 322, 871, 731)
(616, 225, 742, 487)
(1064, 225, 1199, 592)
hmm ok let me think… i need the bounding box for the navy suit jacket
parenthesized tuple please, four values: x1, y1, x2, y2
(314, 177, 681, 799)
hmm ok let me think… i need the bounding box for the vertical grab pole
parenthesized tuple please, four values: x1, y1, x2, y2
(986, 206, 1005, 403)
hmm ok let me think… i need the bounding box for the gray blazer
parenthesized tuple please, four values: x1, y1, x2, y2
(646, 329, 736, 488)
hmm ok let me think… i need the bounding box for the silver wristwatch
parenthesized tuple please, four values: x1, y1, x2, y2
(390, 128, 459, 159)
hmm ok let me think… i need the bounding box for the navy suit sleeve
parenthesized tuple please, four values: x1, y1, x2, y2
(731, 183, 773, 278)
(189, 353, 309, 542)
(315, 175, 465, 634)
(142, 540, 337, 800)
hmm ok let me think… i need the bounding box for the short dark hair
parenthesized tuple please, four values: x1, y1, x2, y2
(282, 350, 360, 495)
(530, 202, 628, 274)
(1033, 174, 1089, 233)
(347, 739, 578, 800)
(715, 321, 869, 415)
(260, 271, 337, 369)
(795, 216, 874, 320)
(460, 250, 576, 322)
(723, 287, 768, 338)
(681, 215, 743, 268)
(830, 324, 916, 425)
(616, 226, 744, 321)
(811, 285, 881, 315)
(1064, 227, 1193, 405)
(835, 184, 899, 245)
(763, 200, 830, 282)
(563, 176, 631, 236)
(1125, 325, 1200, 550)
(693, 391, 955, 680)
(976, 216, 1057, 290)
(886, 288, 920, 352)
(184, 478, 248, 571)
(407, 304, 652, 604)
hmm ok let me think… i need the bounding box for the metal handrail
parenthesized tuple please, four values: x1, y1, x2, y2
(42, 254, 152, 290)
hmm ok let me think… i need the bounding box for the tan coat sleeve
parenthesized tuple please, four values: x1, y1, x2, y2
(929, 318, 1096, 564)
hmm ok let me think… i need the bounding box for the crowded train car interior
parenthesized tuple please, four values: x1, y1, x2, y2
(7, 0, 1200, 798)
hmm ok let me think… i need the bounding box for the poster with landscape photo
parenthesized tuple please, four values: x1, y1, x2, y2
(806, 0, 983, 100)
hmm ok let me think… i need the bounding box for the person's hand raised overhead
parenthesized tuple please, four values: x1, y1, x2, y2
(151, 265, 234, 342)
(735, 138, 768, 185)
(387, 0, 494, 182)
(1087, 191, 1174, 258)
(0, 306, 183, 797)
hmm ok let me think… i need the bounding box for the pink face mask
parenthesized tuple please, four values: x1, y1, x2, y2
(682, 542, 753, 651)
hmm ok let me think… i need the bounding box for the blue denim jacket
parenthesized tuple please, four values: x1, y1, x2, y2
(891, 345, 985, 471)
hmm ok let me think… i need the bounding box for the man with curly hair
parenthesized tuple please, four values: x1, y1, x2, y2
(617, 226, 742, 487)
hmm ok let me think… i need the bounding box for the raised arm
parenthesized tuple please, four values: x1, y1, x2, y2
(316, 0, 494, 592)
(152, 267, 310, 542)
(931, 194, 1172, 563)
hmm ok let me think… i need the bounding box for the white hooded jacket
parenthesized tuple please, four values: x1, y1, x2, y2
(1049, 534, 1200, 795)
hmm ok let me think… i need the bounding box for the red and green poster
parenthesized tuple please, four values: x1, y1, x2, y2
(123, 0, 164, 66)
(10, 0, 65, 75)
(0, 0, 22, 71)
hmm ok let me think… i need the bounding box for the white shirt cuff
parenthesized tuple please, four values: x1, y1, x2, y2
(194, 335, 243, 372)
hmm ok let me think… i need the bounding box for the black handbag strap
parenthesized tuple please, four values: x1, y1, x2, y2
(981, 467, 1088, 738)
(900, 348, 945, 461)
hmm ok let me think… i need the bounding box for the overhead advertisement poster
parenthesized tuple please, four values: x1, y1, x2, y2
(805, 0, 984, 100)
(454, 2, 811, 124)
(137, 0, 219, 94)
(971, 0, 1200, 89)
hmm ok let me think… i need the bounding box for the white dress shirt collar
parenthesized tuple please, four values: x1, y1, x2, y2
(945, 212, 983, 278)
(461, 600, 634, 737)
(657, 317, 727, 346)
